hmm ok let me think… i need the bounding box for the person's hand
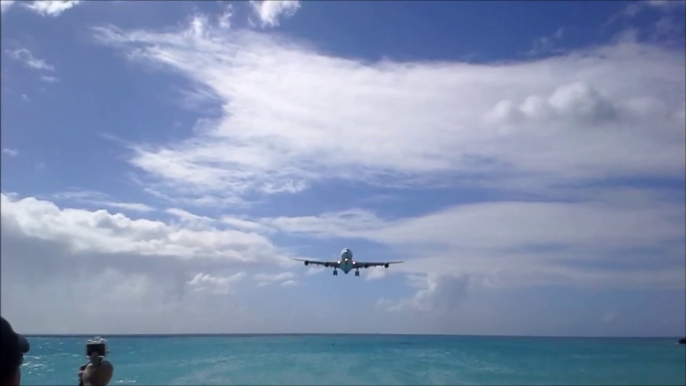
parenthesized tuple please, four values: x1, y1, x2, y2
(81, 359, 113, 386)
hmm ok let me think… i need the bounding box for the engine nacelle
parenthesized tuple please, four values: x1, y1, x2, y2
(324, 263, 330, 267)
(364, 264, 369, 268)
(384, 263, 389, 268)
(304, 261, 309, 266)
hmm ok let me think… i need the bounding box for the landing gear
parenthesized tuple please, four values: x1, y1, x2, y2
(355, 270, 360, 277)
(333, 270, 338, 276)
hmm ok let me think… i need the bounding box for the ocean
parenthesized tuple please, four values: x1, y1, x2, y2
(21, 335, 685, 385)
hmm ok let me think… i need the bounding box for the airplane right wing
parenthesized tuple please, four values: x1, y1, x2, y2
(352, 261, 403, 269)
(292, 258, 340, 268)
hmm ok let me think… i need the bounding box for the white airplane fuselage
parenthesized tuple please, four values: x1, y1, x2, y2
(338, 248, 355, 274)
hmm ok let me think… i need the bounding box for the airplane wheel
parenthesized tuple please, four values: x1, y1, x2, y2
(355, 271, 360, 277)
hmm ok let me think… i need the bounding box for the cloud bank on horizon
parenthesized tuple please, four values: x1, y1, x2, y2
(1, 0, 684, 336)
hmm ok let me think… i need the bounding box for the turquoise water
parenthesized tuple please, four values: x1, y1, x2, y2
(21, 335, 685, 385)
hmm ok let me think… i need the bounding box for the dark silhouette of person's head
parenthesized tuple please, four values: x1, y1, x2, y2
(1, 316, 30, 386)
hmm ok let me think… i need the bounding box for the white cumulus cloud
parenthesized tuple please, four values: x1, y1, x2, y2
(1, 193, 291, 264)
(381, 273, 471, 313)
(250, 0, 300, 28)
(22, 0, 81, 17)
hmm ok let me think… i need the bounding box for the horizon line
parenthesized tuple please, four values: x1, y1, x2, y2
(23, 332, 685, 339)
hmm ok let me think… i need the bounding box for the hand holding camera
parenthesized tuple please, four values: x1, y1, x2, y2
(78, 337, 113, 386)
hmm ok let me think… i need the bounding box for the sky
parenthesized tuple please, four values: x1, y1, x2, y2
(1, 0, 685, 337)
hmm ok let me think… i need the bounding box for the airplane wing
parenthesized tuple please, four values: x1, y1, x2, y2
(292, 258, 340, 268)
(352, 261, 403, 269)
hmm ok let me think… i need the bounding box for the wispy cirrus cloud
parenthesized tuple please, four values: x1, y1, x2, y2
(2, 148, 18, 157)
(254, 271, 296, 286)
(607, 0, 686, 25)
(7, 48, 55, 71)
(527, 27, 564, 56)
(41, 75, 60, 83)
(48, 189, 155, 213)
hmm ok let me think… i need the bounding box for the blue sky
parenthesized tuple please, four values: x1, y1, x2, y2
(1, 0, 685, 337)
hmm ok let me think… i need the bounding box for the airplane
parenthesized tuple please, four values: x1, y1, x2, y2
(293, 248, 403, 277)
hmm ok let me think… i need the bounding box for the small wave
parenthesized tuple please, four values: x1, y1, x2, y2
(24, 363, 47, 370)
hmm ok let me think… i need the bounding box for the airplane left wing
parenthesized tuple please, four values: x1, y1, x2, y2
(352, 261, 403, 269)
(292, 258, 340, 268)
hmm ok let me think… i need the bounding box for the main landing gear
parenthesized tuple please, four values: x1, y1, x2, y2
(333, 269, 338, 276)
(355, 270, 360, 277)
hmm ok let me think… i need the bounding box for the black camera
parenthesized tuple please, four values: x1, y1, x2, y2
(86, 337, 108, 357)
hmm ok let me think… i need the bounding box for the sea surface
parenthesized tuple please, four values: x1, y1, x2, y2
(21, 335, 685, 385)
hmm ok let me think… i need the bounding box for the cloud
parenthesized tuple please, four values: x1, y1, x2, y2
(615, 0, 685, 20)
(0, 192, 682, 335)
(250, 0, 300, 28)
(365, 267, 388, 281)
(305, 266, 324, 276)
(2, 148, 18, 157)
(218, 3, 233, 29)
(1, 193, 293, 264)
(187, 272, 246, 294)
(381, 273, 471, 313)
(645, 0, 686, 10)
(260, 188, 685, 289)
(0, 196, 279, 334)
(1, 0, 15, 14)
(253, 271, 296, 286)
(484, 81, 618, 129)
(264, 209, 385, 239)
(41, 75, 59, 83)
(652, 16, 682, 39)
(220, 216, 273, 233)
(254, 272, 295, 282)
(22, 0, 81, 17)
(103, 202, 155, 213)
(48, 189, 155, 213)
(7, 49, 55, 71)
(166, 207, 214, 225)
(528, 27, 564, 56)
(91, 22, 684, 206)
